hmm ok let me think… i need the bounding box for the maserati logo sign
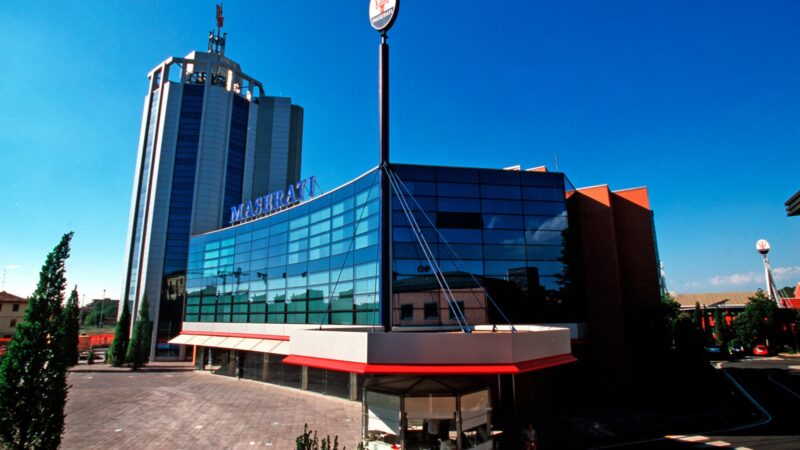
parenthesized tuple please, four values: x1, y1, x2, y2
(369, 0, 399, 32)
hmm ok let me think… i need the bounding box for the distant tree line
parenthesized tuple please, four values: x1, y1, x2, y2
(677, 290, 799, 358)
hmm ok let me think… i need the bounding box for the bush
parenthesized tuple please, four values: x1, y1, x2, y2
(295, 423, 347, 450)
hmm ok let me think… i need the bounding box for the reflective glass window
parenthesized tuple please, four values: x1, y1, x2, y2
(480, 184, 521, 199)
(481, 199, 523, 214)
(483, 214, 523, 229)
(525, 230, 564, 245)
(438, 197, 480, 213)
(437, 183, 479, 197)
(525, 215, 568, 231)
(483, 230, 525, 245)
(439, 229, 481, 244)
(524, 201, 566, 215)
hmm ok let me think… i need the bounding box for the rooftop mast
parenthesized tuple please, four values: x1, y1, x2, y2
(208, 3, 227, 55)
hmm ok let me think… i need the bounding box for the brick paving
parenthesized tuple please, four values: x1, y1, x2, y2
(63, 362, 362, 450)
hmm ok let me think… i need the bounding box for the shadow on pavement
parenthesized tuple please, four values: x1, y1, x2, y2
(70, 363, 195, 374)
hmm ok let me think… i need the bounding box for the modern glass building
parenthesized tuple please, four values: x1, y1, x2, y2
(172, 161, 664, 448)
(122, 40, 304, 360)
(183, 164, 576, 330)
(173, 164, 578, 403)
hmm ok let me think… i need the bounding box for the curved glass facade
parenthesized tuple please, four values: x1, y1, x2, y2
(184, 164, 577, 328)
(185, 168, 382, 325)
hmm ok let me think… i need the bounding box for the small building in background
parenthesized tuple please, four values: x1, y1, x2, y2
(674, 291, 756, 312)
(0, 291, 28, 338)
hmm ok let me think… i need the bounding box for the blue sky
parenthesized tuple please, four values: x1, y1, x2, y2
(1, 1, 798, 303)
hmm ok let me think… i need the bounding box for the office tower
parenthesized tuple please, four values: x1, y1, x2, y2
(122, 33, 303, 359)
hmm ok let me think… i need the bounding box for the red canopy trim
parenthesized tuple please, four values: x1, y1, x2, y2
(282, 353, 577, 375)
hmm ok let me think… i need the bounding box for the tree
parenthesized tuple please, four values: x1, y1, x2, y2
(702, 305, 714, 344)
(713, 308, 730, 353)
(673, 313, 707, 366)
(82, 301, 117, 329)
(0, 232, 73, 450)
(732, 289, 778, 350)
(61, 287, 81, 367)
(778, 285, 795, 299)
(106, 299, 131, 367)
(653, 292, 681, 353)
(693, 302, 703, 330)
(126, 295, 152, 370)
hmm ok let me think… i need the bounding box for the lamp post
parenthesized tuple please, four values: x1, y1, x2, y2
(370, 0, 399, 332)
(99, 289, 106, 328)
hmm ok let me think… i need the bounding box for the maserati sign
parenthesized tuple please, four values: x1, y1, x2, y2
(229, 176, 317, 225)
(369, 0, 399, 32)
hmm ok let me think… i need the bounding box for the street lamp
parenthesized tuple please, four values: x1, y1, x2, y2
(99, 289, 107, 328)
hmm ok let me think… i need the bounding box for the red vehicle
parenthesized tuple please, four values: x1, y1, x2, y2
(753, 344, 769, 356)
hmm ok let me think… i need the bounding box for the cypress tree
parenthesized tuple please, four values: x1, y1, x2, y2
(61, 286, 81, 367)
(126, 295, 152, 370)
(0, 232, 73, 450)
(713, 307, 730, 353)
(702, 305, 712, 343)
(106, 299, 131, 367)
(693, 302, 703, 330)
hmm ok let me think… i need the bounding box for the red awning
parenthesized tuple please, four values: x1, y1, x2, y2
(282, 353, 577, 375)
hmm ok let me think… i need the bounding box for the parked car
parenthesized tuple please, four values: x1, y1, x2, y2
(753, 344, 769, 356)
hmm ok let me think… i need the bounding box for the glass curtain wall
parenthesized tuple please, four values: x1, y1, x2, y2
(185, 169, 382, 326)
(390, 164, 578, 325)
(156, 83, 204, 357)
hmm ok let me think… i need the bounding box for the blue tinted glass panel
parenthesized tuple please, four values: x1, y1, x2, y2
(185, 167, 381, 326)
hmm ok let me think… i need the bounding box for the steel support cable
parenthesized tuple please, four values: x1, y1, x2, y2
(383, 167, 461, 328)
(384, 166, 470, 332)
(391, 172, 517, 332)
(385, 168, 471, 329)
(386, 168, 471, 330)
(385, 166, 468, 332)
(318, 169, 381, 331)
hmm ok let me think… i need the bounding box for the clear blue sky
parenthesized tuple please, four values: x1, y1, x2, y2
(1, 1, 798, 304)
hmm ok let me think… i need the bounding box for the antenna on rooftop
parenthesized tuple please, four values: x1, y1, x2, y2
(208, 3, 227, 55)
(554, 153, 559, 171)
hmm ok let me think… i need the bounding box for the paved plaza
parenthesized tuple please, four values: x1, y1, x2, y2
(64, 362, 362, 450)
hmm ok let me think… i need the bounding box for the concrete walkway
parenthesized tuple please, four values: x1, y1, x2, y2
(63, 362, 362, 449)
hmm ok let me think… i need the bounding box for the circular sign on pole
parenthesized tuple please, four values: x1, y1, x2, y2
(756, 239, 770, 255)
(370, 0, 399, 32)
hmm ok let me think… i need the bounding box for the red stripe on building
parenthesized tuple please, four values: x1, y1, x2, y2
(282, 353, 577, 375)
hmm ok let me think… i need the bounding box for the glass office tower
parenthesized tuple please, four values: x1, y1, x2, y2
(122, 45, 303, 359)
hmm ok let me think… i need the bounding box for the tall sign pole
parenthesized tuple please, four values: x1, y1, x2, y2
(370, 0, 399, 331)
(756, 239, 782, 307)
